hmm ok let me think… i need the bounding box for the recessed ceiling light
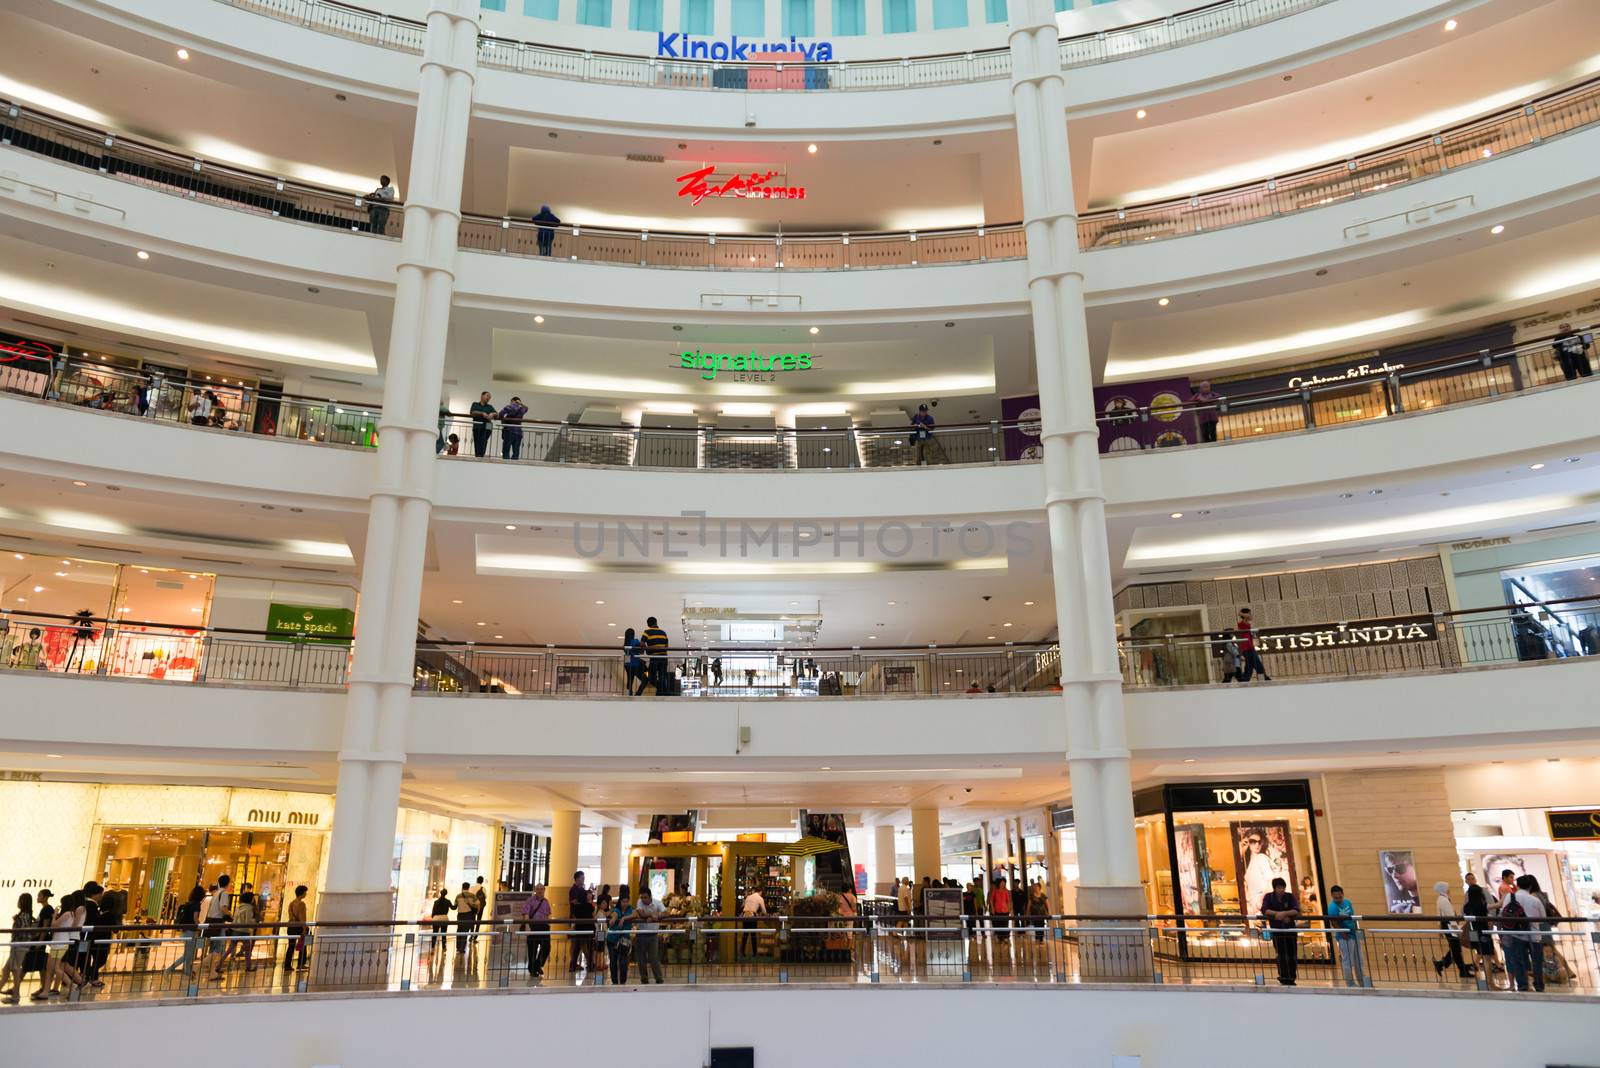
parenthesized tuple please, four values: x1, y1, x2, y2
(1157, 297, 1170, 307)
(45, 754, 61, 759)
(71, 480, 88, 487)
(1169, 512, 1184, 519)
(475, 621, 486, 626)
(1444, 18, 1457, 30)
(986, 635, 996, 640)
(12, 554, 23, 560)
(1490, 225, 1505, 235)
(494, 635, 503, 639)
(807, 143, 818, 154)
(135, 250, 150, 260)
(1530, 463, 1545, 470)
(176, 47, 190, 59)
(1183, 758, 1196, 763)
(808, 326, 819, 335)
(594, 599, 606, 605)
(54, 571, 67, 577)
(607, 622, 618, 627)
(504, 524, 517, 530)
(867, 635, 877, 639)
(533, 315, 544, 324)
(1002, 622, 1013, 627)
(451, 599, 463, 604)
(1023, 600, 1035, 606)
(886, 601, 896, 606)
(820, 766, 831, 771)
(1135, 108, 1147, 120)
(32, 586, 44, 593)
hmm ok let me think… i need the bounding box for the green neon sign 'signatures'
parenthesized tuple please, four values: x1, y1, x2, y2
(680, 349, 814, 380)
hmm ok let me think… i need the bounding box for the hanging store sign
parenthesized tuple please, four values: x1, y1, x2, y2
(1546, 809, 1600, 841)
(265, 603, 355, 644)
(675, 165, 806, 205)
(655, 33, 834, 62)
(1252, 614, 1437, 653)
(678, 348, 814, 382)
(1285, 360, 1405, 390)
(1167, 781, 1312, 813)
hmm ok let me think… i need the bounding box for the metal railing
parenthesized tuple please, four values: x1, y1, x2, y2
(0, 610, 351, 688)
(216, 0, 1331, 91)
(3, 912, 1593, 1006)
(8, 354, 384, 446)
(9, 321, 1591, 470)
(9, 72, 1600, 272)
(9, 595, 1593, 698)
(1115, 596, 1600, 689)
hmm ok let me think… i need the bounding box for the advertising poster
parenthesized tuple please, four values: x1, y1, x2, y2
(1000, 394, 1042, 461)
(1473, 851, 1560, 907)
(923, 886, 964, 965)
(1173, 824, 1210, 916)
(1092, 378, 1198, 453)
(1378, 849, 1422, 913)
(1230, 820, 1297, 920)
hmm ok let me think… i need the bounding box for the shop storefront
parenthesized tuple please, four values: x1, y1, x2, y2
(1132, 781, 1326, 923)
(1443, 529, 1600, 664)
(391, 808, 496, 925)
(0, 552, 216, 677)
(1453, 806, 1600, 921)
(0, 781, 332, 923)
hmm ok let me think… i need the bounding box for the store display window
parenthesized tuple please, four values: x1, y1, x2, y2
(1454, 806, 1600, 920)
(1133, 781, 1326, 960)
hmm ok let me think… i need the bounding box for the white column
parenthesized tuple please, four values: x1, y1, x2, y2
(320, 0, 478, 924)
(1006, 0, 1141, 917)
(873, 824, 897, 891)
(600, 825, 624, 891)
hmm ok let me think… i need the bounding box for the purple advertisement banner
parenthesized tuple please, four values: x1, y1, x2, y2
(1004, 380, 1199, 456)
(1094, 377, 1199, 453)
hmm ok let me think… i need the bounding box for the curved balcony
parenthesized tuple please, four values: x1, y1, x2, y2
(5, 325, 1593, 480)
(219, 0, 1334, 93)
(6, 595, 1594, 700)
(7, 72, 1597, 272)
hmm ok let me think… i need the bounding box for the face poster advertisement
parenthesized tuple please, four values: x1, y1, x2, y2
(1378, 849, 1422, 913)
(1230, 821, 1297, 920)
(1474, 852, 1559, 902)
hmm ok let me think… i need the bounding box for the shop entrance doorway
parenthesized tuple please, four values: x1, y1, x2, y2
(1120, 607, 1211, 686)
(95, 826, 297, 923)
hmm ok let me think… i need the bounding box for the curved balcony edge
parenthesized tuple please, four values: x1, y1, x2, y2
(1, 652, 1594, 765)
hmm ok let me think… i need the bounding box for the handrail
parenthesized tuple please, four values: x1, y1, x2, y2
(215, 0, 1333, 91)
(8, 313, 1593, 465)
(7, 70, 1599, 269)
(8, 594, 1595, 654)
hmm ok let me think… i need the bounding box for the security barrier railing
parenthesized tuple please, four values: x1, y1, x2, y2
(7, 324, 1593, 467)
(7, 597, 1595, 697)
(0, 610, 351, 688)
(2, 912, 1593, 1006)
(216, 0, 1332, 91)
(8, 72, 1600, 272)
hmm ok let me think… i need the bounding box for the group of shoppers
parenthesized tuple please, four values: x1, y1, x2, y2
(3, 876, 312, 1001)
(455, 390, 533, 460)
(1216, 607, 1273, 684)
(511, 873, 665, 985)
(1260, 868, 1569, 991)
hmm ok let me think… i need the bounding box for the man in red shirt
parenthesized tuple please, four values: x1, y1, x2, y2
(1237, 607, 1272, 683)
(988, 876, 1013, 946)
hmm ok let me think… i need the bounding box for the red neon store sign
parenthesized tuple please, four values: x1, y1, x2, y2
(675, 165, 806, 206)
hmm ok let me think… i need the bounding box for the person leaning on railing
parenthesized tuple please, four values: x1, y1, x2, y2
(1190, 380, 1222, 443)
(1324, 885, 1366, 987)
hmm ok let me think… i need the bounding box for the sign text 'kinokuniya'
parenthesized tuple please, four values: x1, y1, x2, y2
(656, 33, 833, 62)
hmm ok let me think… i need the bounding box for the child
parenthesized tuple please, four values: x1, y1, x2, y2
(1219, 628, 1242, 683)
